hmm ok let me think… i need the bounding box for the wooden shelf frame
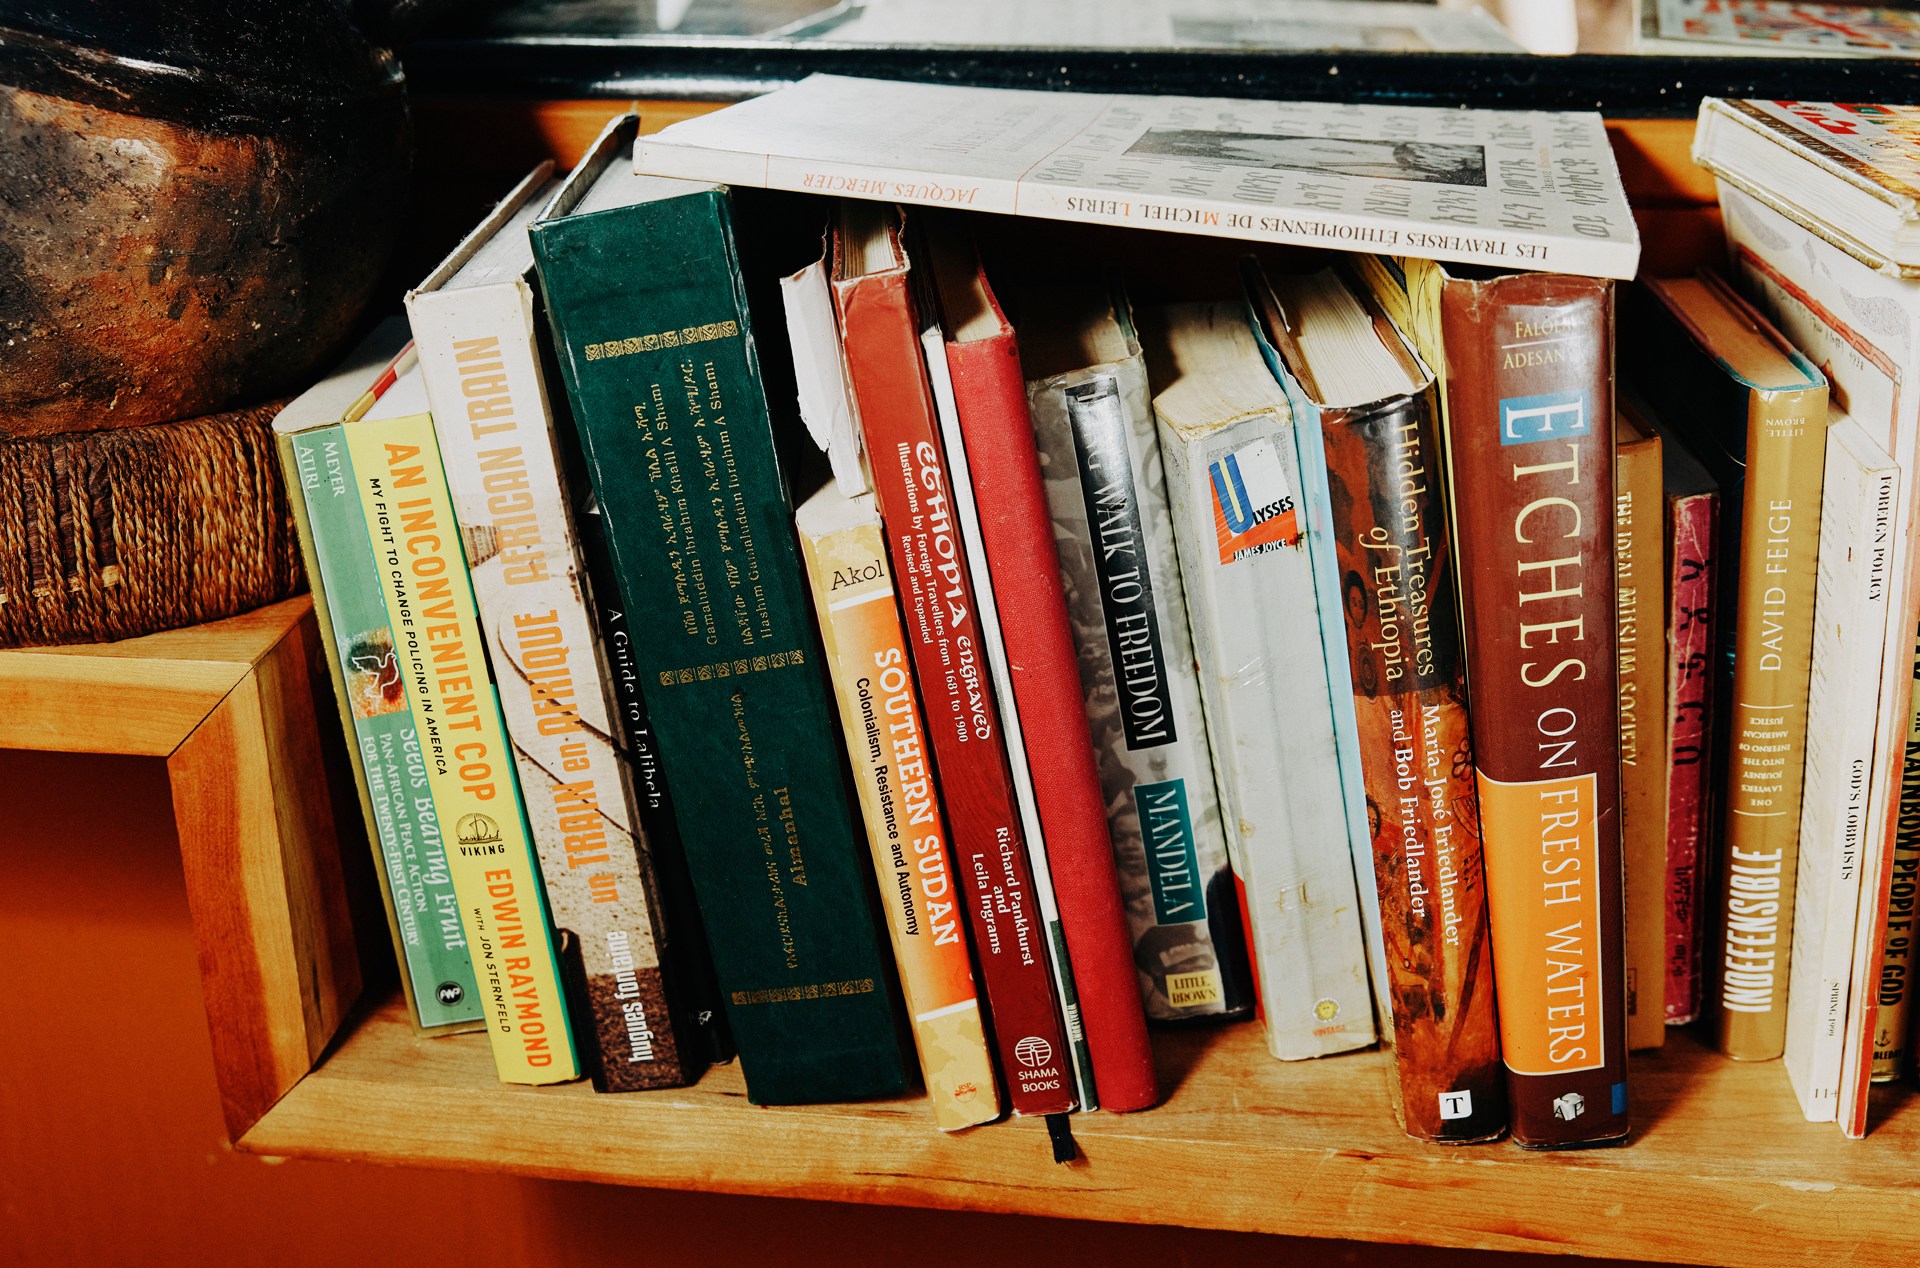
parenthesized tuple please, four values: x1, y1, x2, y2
(241, 993, 1920, 1267)
(30, 591, 1900, 1267)
(0, 597, 362, 1138)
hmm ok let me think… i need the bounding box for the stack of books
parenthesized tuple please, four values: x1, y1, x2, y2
(272, 77, 1920, 1147)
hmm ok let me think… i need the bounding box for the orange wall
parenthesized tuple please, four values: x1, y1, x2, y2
(2, 746, 1653, 1268)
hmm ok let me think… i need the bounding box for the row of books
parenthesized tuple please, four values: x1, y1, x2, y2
(275, 77, 1920, 1148)
(1687, 98, 1920, 1140)
(1618, 271, 1903, 1138)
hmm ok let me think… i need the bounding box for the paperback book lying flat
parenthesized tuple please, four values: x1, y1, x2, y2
(1696, 100, 1920, 276)
(636, 75, 1640, 280)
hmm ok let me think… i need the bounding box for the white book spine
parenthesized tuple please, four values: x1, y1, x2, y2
(1784, 416, 1898, 1123)
(922, 321, 1094, 1111)
(408, 276, 671, 1079)
(1157, 406, 1377, 1058)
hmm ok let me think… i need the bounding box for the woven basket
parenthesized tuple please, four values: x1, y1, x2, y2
(0, 401, 304, 647)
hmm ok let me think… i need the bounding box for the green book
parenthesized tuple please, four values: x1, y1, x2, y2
(273, 323, 481, 1032)
(530, 115, 909, 1104)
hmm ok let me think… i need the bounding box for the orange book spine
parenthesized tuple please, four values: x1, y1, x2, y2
(797, 484, 1001, 1130)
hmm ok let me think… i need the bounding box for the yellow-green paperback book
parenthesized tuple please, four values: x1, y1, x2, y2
(346, 373, 579, 1084)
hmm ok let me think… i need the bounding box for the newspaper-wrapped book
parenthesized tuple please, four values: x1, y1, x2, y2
(636, 75, 1639, 280)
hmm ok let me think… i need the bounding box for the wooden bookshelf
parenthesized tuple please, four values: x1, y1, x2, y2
(19, 88, 1905, 1267)
(239, 992, 1919, 1267)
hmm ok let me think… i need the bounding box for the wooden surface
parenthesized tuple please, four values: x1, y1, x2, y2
(7, 744, 1627, 1268)
(0, 596, 319, 755)
(245, 993, 1917, 1267)
(0, 594, 363, 1137)
(168, 615, 362, 1137)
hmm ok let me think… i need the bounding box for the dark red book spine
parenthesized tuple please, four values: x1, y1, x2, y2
(1439, 273, 1628, 1148)
(1663, 489, 1718, 1025)
(831, 220, 1074, 1116)
(941, 264, 1158, 1114)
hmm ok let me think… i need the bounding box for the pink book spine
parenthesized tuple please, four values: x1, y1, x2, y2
(1665, 489, 1719, 1025)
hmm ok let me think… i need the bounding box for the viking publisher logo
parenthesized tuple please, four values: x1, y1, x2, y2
(455, 812, 504, 856)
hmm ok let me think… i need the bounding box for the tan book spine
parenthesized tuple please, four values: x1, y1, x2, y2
(1717, 385, 1832, 1060)
(1616, 417, 1667, 1052)
(797, 486, 1001, 1131)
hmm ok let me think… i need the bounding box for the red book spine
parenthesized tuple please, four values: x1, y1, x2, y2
(831, 240, 1074, 1117)
(1663, 490, 1718, 1025)
(944, 301, 1158, 1114)
(1235, 871, 1263, 1021)
(1439, 273, 1628, 1147)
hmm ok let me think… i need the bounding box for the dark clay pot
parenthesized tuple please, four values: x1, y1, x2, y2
(0, 3, 413, 436)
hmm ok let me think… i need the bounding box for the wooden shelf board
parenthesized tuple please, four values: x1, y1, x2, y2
(242, 994, 1919, 1266)
(0, 596, 315, 756)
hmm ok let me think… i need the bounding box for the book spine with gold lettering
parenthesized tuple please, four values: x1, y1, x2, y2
(1710, 354, 1831, 1062)
(796, 483, 1001, 1131)
(529, 119, 910, 1105)
(411, 261, 702, 1091)
(1371, 259, 1630, 1147)
(344, 400, 580, 1085)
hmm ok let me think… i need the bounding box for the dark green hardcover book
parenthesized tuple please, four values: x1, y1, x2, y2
(530, 114, 910, 1105)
